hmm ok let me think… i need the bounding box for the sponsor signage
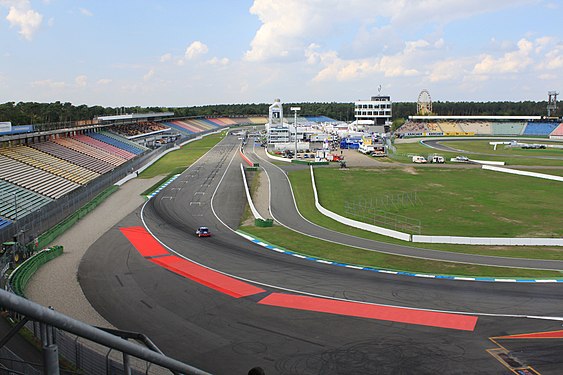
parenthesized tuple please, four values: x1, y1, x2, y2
(444, 132, 475, 136)
(0, 122, 12, 133)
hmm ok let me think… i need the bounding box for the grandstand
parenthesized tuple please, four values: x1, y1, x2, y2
(491, 122, 525, 136)
(522, 122, 559, 136)
(0, 179, 53, 220)
(0, 114, 267, 243)
(0, 145, 100, 185)
(396, 115, 562, 138)
(30, 141, 116, 174)
(304, 116, 339, 122)
(550, 123, 563, 139)
(0, 154, 80, 199)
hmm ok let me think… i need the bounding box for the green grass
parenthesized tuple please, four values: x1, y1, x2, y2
(445, 140, 563, 157)
(313, 167, 562, 237)
(286, 167, 563, 260)
(240, 226, 562, 278)
(392, 141, 563, 166)
(139, 131, 227, 179)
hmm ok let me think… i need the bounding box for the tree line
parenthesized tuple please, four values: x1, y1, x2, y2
(0, 100, 557, 126)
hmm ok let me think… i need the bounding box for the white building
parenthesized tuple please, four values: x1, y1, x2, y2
(265, 99, 290, 144)
(354, 95, 392, 133)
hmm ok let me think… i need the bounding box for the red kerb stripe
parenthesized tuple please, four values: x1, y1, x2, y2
(119, 226, 170, 257)
(259, 293, 478, 331)
(151, 255, 265, 298)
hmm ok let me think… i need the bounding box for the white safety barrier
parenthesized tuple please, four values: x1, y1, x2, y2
(240, 163, 265, 221)
(412, 235, 563, 246)
(310, 166, 411, 241)
(469, 159, 505, 166)
(482, 165, 563, 182)
(264, 148, 291, 163)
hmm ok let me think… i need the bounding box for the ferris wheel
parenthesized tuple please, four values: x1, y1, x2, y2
(417, 89, 432, 115)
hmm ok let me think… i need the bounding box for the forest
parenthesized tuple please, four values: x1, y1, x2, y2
(0, 100, 557, 126)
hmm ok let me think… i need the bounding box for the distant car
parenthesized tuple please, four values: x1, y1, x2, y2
(195, 226, 211, 237)
(455, 155, 469, 162)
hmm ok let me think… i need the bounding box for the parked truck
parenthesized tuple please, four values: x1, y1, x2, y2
(412, 155, 427, 163)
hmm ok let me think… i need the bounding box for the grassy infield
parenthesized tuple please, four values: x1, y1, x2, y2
(150, 135, 563, 278)
(140, 132, 227, 195)
(242, 140, 563, 278)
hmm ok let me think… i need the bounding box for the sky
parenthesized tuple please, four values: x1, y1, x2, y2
(1, 0, 562, 107)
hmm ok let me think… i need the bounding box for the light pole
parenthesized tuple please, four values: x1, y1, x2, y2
(290, 107, 300, 155)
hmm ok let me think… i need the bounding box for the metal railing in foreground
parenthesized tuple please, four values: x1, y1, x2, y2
(0, 289, 211, 375)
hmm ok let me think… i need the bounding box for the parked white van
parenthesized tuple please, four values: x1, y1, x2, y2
(412, 155, 427, 163)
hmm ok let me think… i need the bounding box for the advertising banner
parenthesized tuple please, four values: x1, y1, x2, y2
(444, 132, 475, 136)
(0, 122, 12, 133)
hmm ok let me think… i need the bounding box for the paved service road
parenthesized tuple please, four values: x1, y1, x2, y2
(248, 143, 563, 271)
(80, 134, 563, 374)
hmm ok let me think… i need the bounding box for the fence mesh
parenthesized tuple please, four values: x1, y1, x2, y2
(344, 192, 423, 234)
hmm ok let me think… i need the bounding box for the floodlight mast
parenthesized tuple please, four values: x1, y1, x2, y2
(291, 107, 301, 155)
(547, 91, 558, 117)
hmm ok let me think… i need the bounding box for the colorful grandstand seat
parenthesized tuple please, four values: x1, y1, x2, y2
(0, 217, 11, 230)
(548, 123, 563, 137)
(523, 122, 559, 136)
(87, 132, 146, 155)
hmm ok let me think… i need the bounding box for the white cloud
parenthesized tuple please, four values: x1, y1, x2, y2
(309, 39, 426, 82)
(75, 75, 87, 87)
(185, 41, 208, 60)
(96, 78, 112, 85)
(2, 0, 43, 40)
(143, 68, 155, 81)
(429, 59, 468, 82)
(160, 53, 172, 63)
(473, 38, 535, 74)
(539, 48, 563, 70)
(245, 0, 534, 63)
(31, 79, 66, 89)
(79, 8, 93, 17)
(207, 57, 229, 66)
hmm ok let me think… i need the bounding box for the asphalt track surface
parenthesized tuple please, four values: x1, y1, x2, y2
(80, 134, 563, 374)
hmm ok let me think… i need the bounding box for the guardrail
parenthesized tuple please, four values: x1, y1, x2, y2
(264, 148, 291, 163)
(8, 246, 63, 297)
(240, 164, 272, 227)
(482, 165, 563, 182)
(0, 289, 211, 375)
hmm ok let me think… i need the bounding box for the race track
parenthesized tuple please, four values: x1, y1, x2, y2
(79, 134, 563, 374)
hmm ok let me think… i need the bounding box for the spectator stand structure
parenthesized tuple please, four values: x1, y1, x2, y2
(0, 113, 268, 245)
(396, 115, 563, 138)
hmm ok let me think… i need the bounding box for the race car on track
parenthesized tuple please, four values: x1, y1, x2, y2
(195, 226, 211, 237)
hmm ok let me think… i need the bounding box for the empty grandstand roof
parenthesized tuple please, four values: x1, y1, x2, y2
(409, 115, 542, 121)
(97, 112, 174, 121)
